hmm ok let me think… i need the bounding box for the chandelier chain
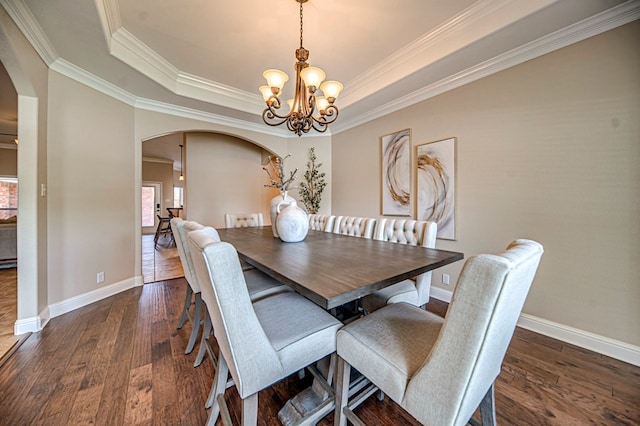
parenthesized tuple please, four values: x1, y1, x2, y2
(299, 0, 304, 49)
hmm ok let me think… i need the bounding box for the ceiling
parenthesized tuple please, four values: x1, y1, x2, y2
(0, 0, 636, 165)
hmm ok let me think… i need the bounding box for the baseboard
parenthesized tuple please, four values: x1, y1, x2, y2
(430, 288, 640, 367)
(517, 314, 640, 367)
(430, 286, 453, 303)
(14, 306, 49, 334)
(48, 276, 139, 319)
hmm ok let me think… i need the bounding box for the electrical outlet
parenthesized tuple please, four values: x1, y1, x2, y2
(442, 273, 450, 285)
(97, 272, 105, 283)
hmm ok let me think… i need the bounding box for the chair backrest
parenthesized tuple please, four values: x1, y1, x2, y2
(224, 213, 264, 228)
(332, 216, 376, 239)
(373, 218, 438, 305)
(171, 219, 216, 293)
(308, 214, 336, 232)
(186, 226, 221, 305)
(193, 238, 282, 399)
(403, 239, 544, 425)
(170, 218, 197, 290)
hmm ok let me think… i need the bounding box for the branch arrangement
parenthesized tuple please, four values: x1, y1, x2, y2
(299, 147, 326, 214)
(263, 154, 298, 192)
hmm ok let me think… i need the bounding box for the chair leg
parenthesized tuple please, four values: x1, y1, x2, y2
(194, 309, 213, 367)
(206, 352, 230, 415)
(241, 393, 258, 426)
(185, 292, 202, 354)
(334, 356, 351, 426)
(479, 383, 496, 426)
(177, 285, 193, 329)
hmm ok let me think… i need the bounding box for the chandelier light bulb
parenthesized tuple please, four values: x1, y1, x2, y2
(259, 86, 273, 102)
(263, 69, 289, 93)
(299, 67, 326, 90)
(319, 80, 343, 102)
(315, 96, 329, 114)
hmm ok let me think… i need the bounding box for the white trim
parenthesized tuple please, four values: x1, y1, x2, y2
(517, 314, 640, 367)
(430, 286, 453, 303)
(0, 0, 57, 65)
(14, 305, 49, 334)
(430, 288, 640, 367)
(142, 156, 173, 165)
(0, 142, 18, 150)
(47, 276, 140, 319)
(50, 58, 137, 107)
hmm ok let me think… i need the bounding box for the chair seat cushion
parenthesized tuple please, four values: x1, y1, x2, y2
(254, 292, 342, 373)
(244, 269, 291, 302)
(337, 302, 442, 402)
(360, 279, 418, 313)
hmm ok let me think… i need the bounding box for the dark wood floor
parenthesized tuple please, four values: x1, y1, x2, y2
(0, 278, 637, 425)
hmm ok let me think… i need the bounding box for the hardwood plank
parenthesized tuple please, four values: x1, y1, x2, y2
(0, 274, 637, 425)
(124, 363, 153, 426)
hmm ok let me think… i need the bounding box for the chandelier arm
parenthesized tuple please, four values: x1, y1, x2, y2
(263, 103, 291, 126)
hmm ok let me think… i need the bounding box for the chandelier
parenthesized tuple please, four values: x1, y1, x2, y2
(259, 0, 343, 136)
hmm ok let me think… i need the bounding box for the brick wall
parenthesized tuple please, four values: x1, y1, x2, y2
(0, 181, 18, 220)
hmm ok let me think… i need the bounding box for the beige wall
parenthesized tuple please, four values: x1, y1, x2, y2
(332, 21, 640, 347)
(47, 72, 136, 304)
(0, 148, 17, 176)
(185, 132, 276, 228)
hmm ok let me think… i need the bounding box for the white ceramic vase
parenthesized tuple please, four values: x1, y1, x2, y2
(276, 199, 309, 243)
(269, 191, 295, 238)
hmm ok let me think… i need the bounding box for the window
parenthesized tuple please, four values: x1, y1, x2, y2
(173, 187, 183, 208)
(0, 178, 18, 220)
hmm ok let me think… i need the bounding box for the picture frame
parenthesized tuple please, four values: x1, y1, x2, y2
(416, 137, 456, 240)
(380, 129, 411, 216)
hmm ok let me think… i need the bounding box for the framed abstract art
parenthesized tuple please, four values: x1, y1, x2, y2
(416, 137, 456, 240)
(380, 129, 411, 216)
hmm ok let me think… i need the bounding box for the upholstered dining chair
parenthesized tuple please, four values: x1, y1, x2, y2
(224, 212, 264, 228)
(198, 241, 342, 425)
(332, 216, 377, 239)
(171, 218, 207, 354)
(360, 218, 438, 313)
(223, 212, 264, 271)
(334, 239, 544, 426)
(308, 214, 336, 232)
(187, 228, 292, 372)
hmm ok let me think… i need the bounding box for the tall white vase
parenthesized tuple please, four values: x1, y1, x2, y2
(269, 190, 295, 238)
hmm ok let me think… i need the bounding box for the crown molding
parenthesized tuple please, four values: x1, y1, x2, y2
(175, 72, 264, 115)
(93, 0, 264, 116)
(94, 0, 121, 49)
(134, 97, 288, 137)
(0, 0, 57, 65)
(142, 156, 173, 165)
(50, 58, 137, 106)
(333, 0, 640, 134)
(340, 0, 558, 108)
(110, 27, 180, 92)
(0, 142, 18, 150)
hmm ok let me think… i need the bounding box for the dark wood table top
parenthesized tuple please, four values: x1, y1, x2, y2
(216, 226, 464, 310)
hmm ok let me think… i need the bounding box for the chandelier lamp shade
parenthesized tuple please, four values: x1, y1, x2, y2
(259, 0, 343, 136)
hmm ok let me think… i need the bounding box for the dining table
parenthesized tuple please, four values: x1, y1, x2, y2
(215, 225, 464, 425)
(216, 225, 464, 310)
